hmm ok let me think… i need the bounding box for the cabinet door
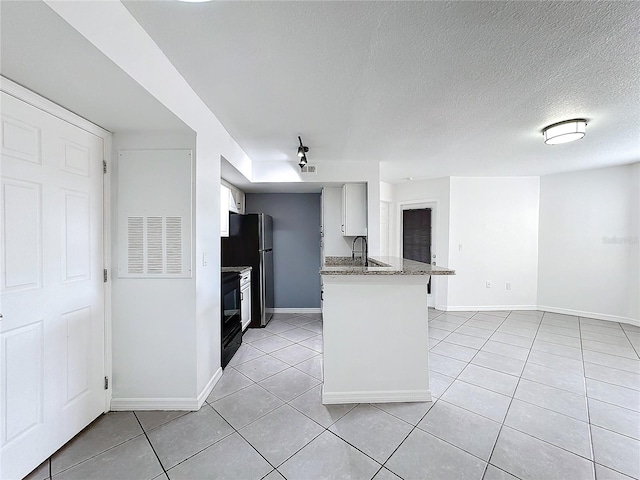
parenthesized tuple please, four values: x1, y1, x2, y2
(228, 188, 238, 213)
(342, 183, 367, 236)
(220, 184, 230, 237)
(237, 190, 246, 214)
(226, 186, 246, 214)
(322, 187, 352, 256)
(241, 284, 251, 330)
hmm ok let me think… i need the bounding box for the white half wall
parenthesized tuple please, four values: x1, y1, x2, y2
(538, 163, 640, 324)
(447, 177, 540, 311)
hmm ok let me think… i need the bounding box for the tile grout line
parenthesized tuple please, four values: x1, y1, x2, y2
(384, 312, 500, 475)
(578, 317, 598, 480)
(222, 315, 406, 478)
(209, 322, 336, 478)
(232, 412, 321, 479)
(38, 312, 639, 480)
(427, 313, 635, 473)
(461, 335, 607, 463)
(222, 316, 632, 480)
(427, 311, 512, 405)
(152, 411, 237, 476)
(431, 316, 498, 361)
(132, 411, 170, 477)
(581, 319, 640, 480)
(46, 430, 148, 478)
(477, 309, 545, 479)
(465, 310, 523, 478)
(619, 322, 640, 359)
(232, 368, 390, 477)
(582, 364, 640, 391)
(380, 310, 514, 478)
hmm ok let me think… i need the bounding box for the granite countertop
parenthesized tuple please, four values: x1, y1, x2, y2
(320, 256, 455, 276)
(221, 266, 252, 274)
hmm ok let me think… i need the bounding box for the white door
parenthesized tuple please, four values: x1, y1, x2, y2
(0, 92, 106, 480)
(400, 203, 437, 307)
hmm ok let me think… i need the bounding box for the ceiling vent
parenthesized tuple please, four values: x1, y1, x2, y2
(300, 164, 317, 174)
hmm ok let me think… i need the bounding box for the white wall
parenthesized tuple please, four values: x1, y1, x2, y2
(48, 1, 252, 408)
(447, 177, 540, 311)
(111, 131, 196, 404)
(538, 163, 640, 324)
(631, 163, 640, 322)
(394, 177, 452, 309)
(380, 181, 394, 202)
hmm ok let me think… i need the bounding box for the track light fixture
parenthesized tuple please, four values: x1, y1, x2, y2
(297, 136, 309, 170)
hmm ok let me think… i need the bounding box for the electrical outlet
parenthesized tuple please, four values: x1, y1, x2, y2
(486, 281, 491, 288)
(506, 282, 511, 290)
(458, 244, 463, 251)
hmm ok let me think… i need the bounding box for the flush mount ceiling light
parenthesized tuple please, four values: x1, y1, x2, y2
(542, 119, 587, 145)
(297, 136, 309, 170)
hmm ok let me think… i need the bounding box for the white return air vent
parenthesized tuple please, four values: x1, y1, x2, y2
(126, 216, 183, 276)
(301, 164, 317, 174)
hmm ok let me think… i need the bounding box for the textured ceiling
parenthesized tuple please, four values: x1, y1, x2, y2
(125, 0, 639, 182)
(1, 1, 637, 182)
(0, 1, 187, 132)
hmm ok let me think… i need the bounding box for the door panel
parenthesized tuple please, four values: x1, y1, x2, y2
(402, 209, 432, 263)
(0, 92, 105, 480)
(2, 179, 42, 291)
(2, 321, 43, 445)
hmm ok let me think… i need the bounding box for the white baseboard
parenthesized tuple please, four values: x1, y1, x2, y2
(321, 387, 432, 404)
(196, 367, 222, 409)
(436, 303, 639, 327)
(110, 368, 223, 411)
(537, 305, 639, 327)
(110, 397, 199, 411)
(269, 308, 322, 314)
(444, 305, 538, 312)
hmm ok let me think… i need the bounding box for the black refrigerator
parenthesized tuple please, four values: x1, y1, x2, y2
(222, 213, 274, 327)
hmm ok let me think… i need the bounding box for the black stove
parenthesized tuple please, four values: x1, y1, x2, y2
(221, 271, 242, 368)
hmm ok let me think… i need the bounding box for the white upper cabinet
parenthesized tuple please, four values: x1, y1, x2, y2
(322, 187, 351, 257)
(228, 186, 245, 214)
(220, 184, 230, 237)
(223, 181, 245, 214)
(342, 183, 367, 236)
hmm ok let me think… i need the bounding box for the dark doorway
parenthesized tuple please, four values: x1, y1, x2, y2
(402, 208, 432, 293)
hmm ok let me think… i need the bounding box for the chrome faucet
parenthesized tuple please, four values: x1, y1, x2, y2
(352, 236, 368, 267)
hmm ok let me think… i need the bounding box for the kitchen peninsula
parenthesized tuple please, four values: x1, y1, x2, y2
(320, 256, 455, 404)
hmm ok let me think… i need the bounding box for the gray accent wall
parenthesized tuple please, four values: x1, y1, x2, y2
(246, 193, 321, 309)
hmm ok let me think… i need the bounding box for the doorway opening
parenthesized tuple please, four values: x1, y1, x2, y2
(400, 203, 436, 306)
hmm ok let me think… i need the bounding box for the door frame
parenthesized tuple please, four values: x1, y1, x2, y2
(1, 76, 113, 412)
(397, 199, 438, 307)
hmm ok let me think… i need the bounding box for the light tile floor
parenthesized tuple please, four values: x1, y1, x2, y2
(26, 310, 640, 480)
